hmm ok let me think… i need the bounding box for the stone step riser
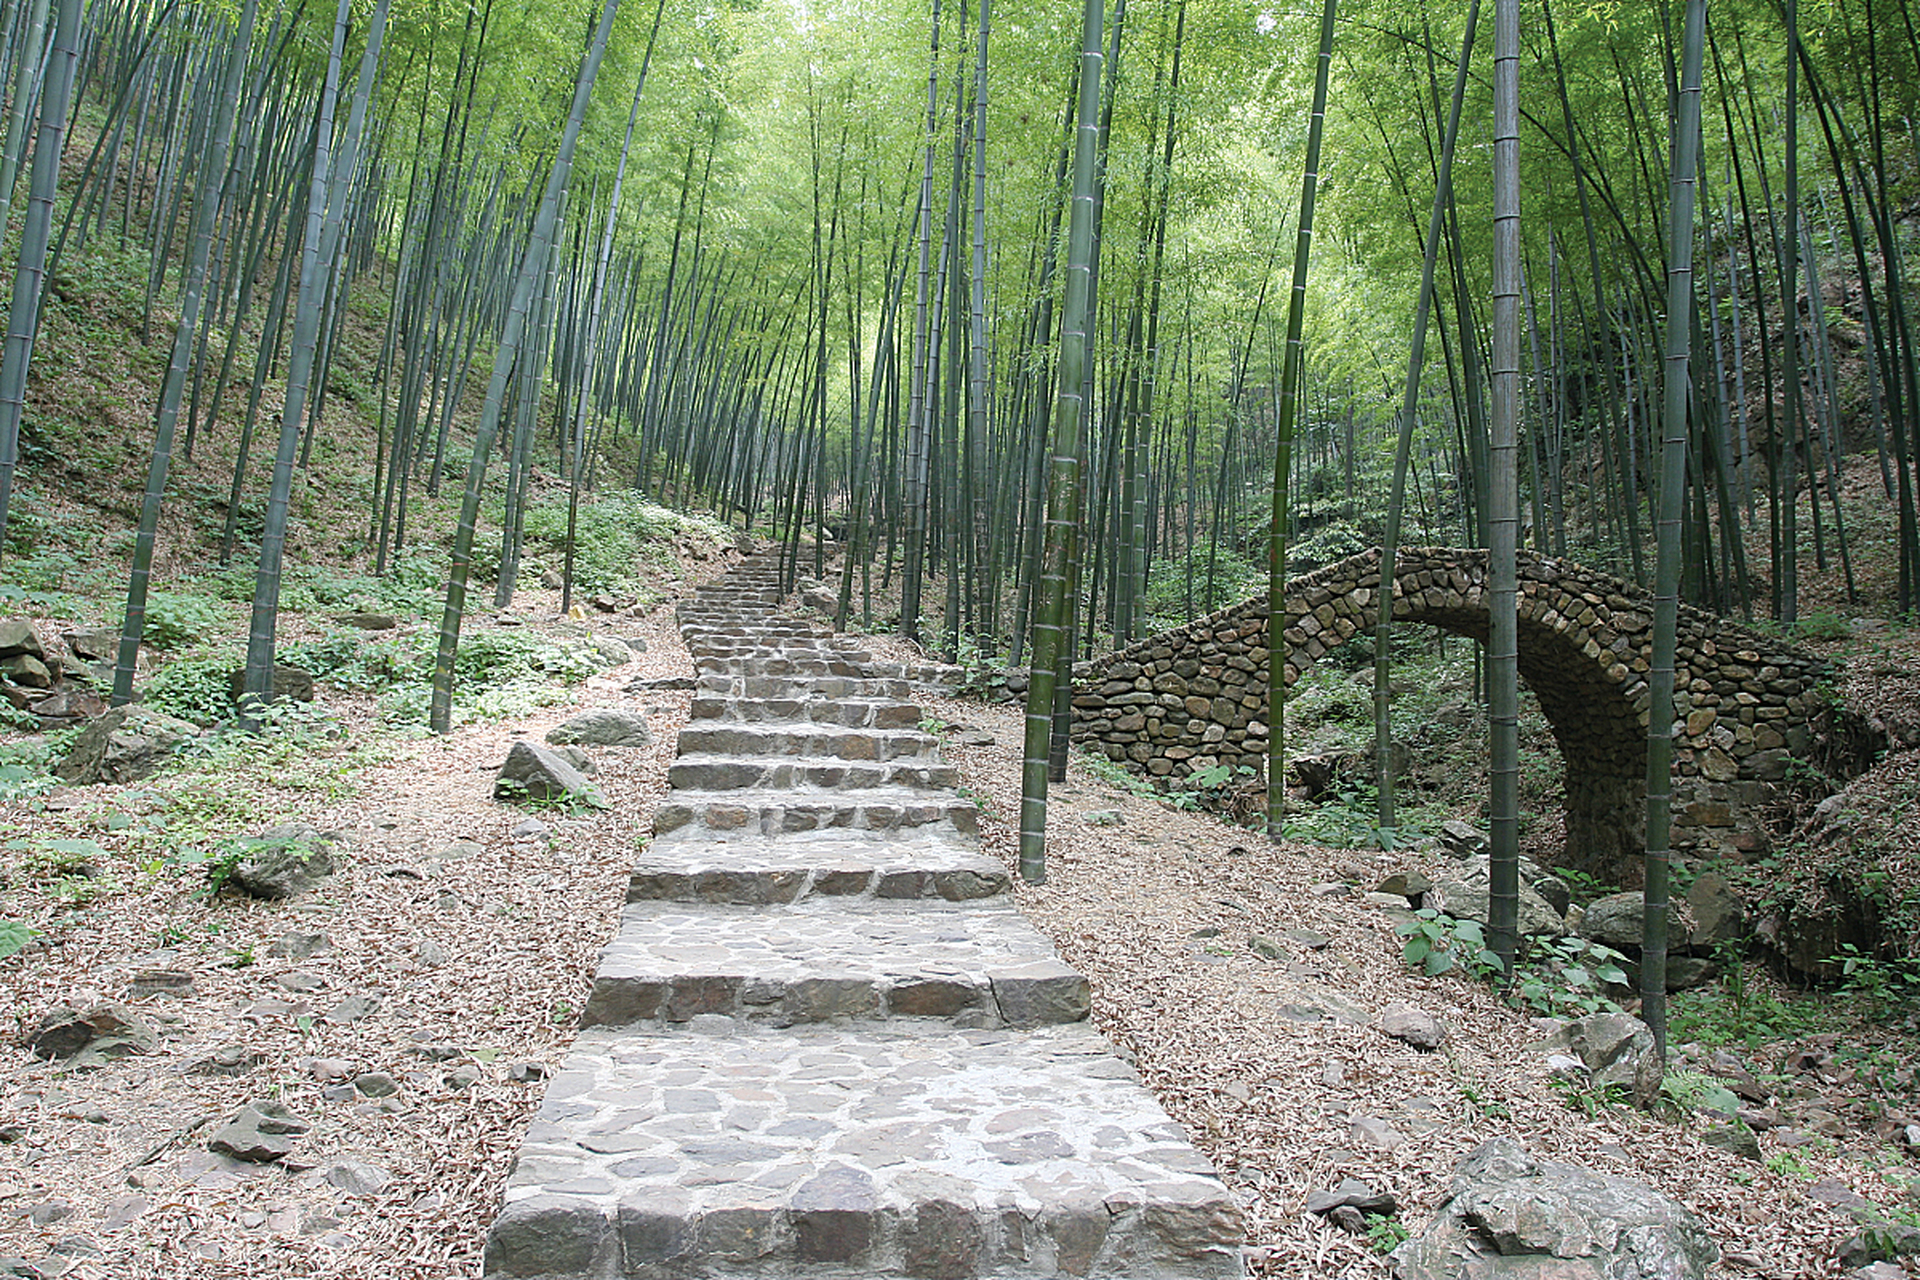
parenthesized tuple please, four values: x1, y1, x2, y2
(626, 863, 1009, 906)
(698, 676, 917, 701)
(694, 659, 872, 678)
(686, 698, 924, 730)
(688, 643, 871, 659)
(675, 727, 941, 762)
(666, 760, 960, 792)
(651, 797, 978, 839)
(580, 967, 1088, 1031)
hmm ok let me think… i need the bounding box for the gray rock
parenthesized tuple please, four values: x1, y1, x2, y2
(1428, 859, 1567, 937)
(510, 816, 550, 841)
(1376, 871, 1433, 900)
(495, 740, 604, 806)
(589, 635, 634, 667)
(552, 745, 596, 774)
(188, 1045, 264, 1076)
(1699, 1123, 1759, 1161)
(226, 663, 316, 709)
(545, 708, 654, 748)
(30, 1002, 155, 1060)
(62, 628, 114, 661)
(230, 824, 341, 900)
(0, 620, 45, 657)
(208, 1101, 310, 1163)
(1580, 891, 1652, 952)
(1285, 928, 1332, 950)
(125, 968, 194, 999)
(445, 1065, 482, 1091)
(322, 1158, 392, 1196)
(1248, 935, 1285, 960)
(352, 1072, 398, 1098)
(1686, 873, 1744, 950)
(1437, 819, 1489, 859)
(1543, 1010, 1663, 1107)
(1381, 1003, 1447, 1051)
(1392, 1138, 1715, 1279)
(1666, 955, 1718, 990)
(1838, 1214, 1920, 1269)
(1, 653, 51, 688)
(53, 706, 200, 784)
(268, 931, 332, 959)
(417, 940, 452, 967)
(1082, 809, 1125, 827)
(1351, 1116, 1407, 1151)
(326, 994, 379, 1024)
(336, 612, 397, 630)
(1306, 1177, 1400, 1216)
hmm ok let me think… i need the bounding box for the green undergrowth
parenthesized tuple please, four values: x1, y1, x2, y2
(136, 623, 624, 731)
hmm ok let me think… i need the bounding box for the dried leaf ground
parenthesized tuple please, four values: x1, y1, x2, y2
(0, 580, 1907, 1280)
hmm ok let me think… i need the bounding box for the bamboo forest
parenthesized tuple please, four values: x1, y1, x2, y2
(7, 0, 1920, 1276)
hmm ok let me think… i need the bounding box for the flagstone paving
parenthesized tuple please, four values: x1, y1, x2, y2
(484, 553, 1244, 1279)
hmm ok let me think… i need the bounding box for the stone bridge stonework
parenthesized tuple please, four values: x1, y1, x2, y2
(1069, 546, 1830, 877)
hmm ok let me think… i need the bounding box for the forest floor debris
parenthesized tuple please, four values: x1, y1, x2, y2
(0, 579, 1914, 1278)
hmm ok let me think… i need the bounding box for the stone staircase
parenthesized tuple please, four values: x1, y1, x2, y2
(484, 554, 1244, 1280)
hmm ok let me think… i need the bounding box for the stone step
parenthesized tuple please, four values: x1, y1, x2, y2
(688, 695, 924, 730)
(676, 725, 942, 763)
(628, 834, 1009, 905)
(484, 1022, 1243, 1280)
(688, 632, 866, 648)
(693, 656, 873, 678)
(651, 790, 978, 839)
(697, 674, 918, 701)
(579, 899, 1089, 1030)
(691, 645, 876, 664)
(666, 756, 960, 793)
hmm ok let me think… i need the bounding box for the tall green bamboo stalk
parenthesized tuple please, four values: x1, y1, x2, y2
(1486, 0, 1521, 975)
(1016, 0, 1103, 885)
(1264, 0, 1337, 840)
(1642, 0, 1708, 1059)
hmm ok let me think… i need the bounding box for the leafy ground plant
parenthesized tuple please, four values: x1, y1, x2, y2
(1396, 908, 1501, 978)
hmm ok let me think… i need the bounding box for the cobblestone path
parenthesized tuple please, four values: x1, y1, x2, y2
(483, 553, 1244, 1279)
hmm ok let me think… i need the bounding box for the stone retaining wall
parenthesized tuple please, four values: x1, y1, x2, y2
(1067, 547, 1830, 879)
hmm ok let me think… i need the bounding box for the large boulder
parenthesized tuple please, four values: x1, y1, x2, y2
(545, 708, 653, 748)
(1579, 892, 1656, 952)
(229, 823, 342, 900)
(1393, 1138, 1716, 1280)
(1542, 1010, 1663, 1108)
(496, 740, 605, 806)
(1427, 856, 1568, 938)
(54, 706, 200, 784)
(1685, 873, 1744, 950)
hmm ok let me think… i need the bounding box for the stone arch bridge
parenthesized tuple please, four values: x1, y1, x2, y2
(1068, 546, 1831, 877)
